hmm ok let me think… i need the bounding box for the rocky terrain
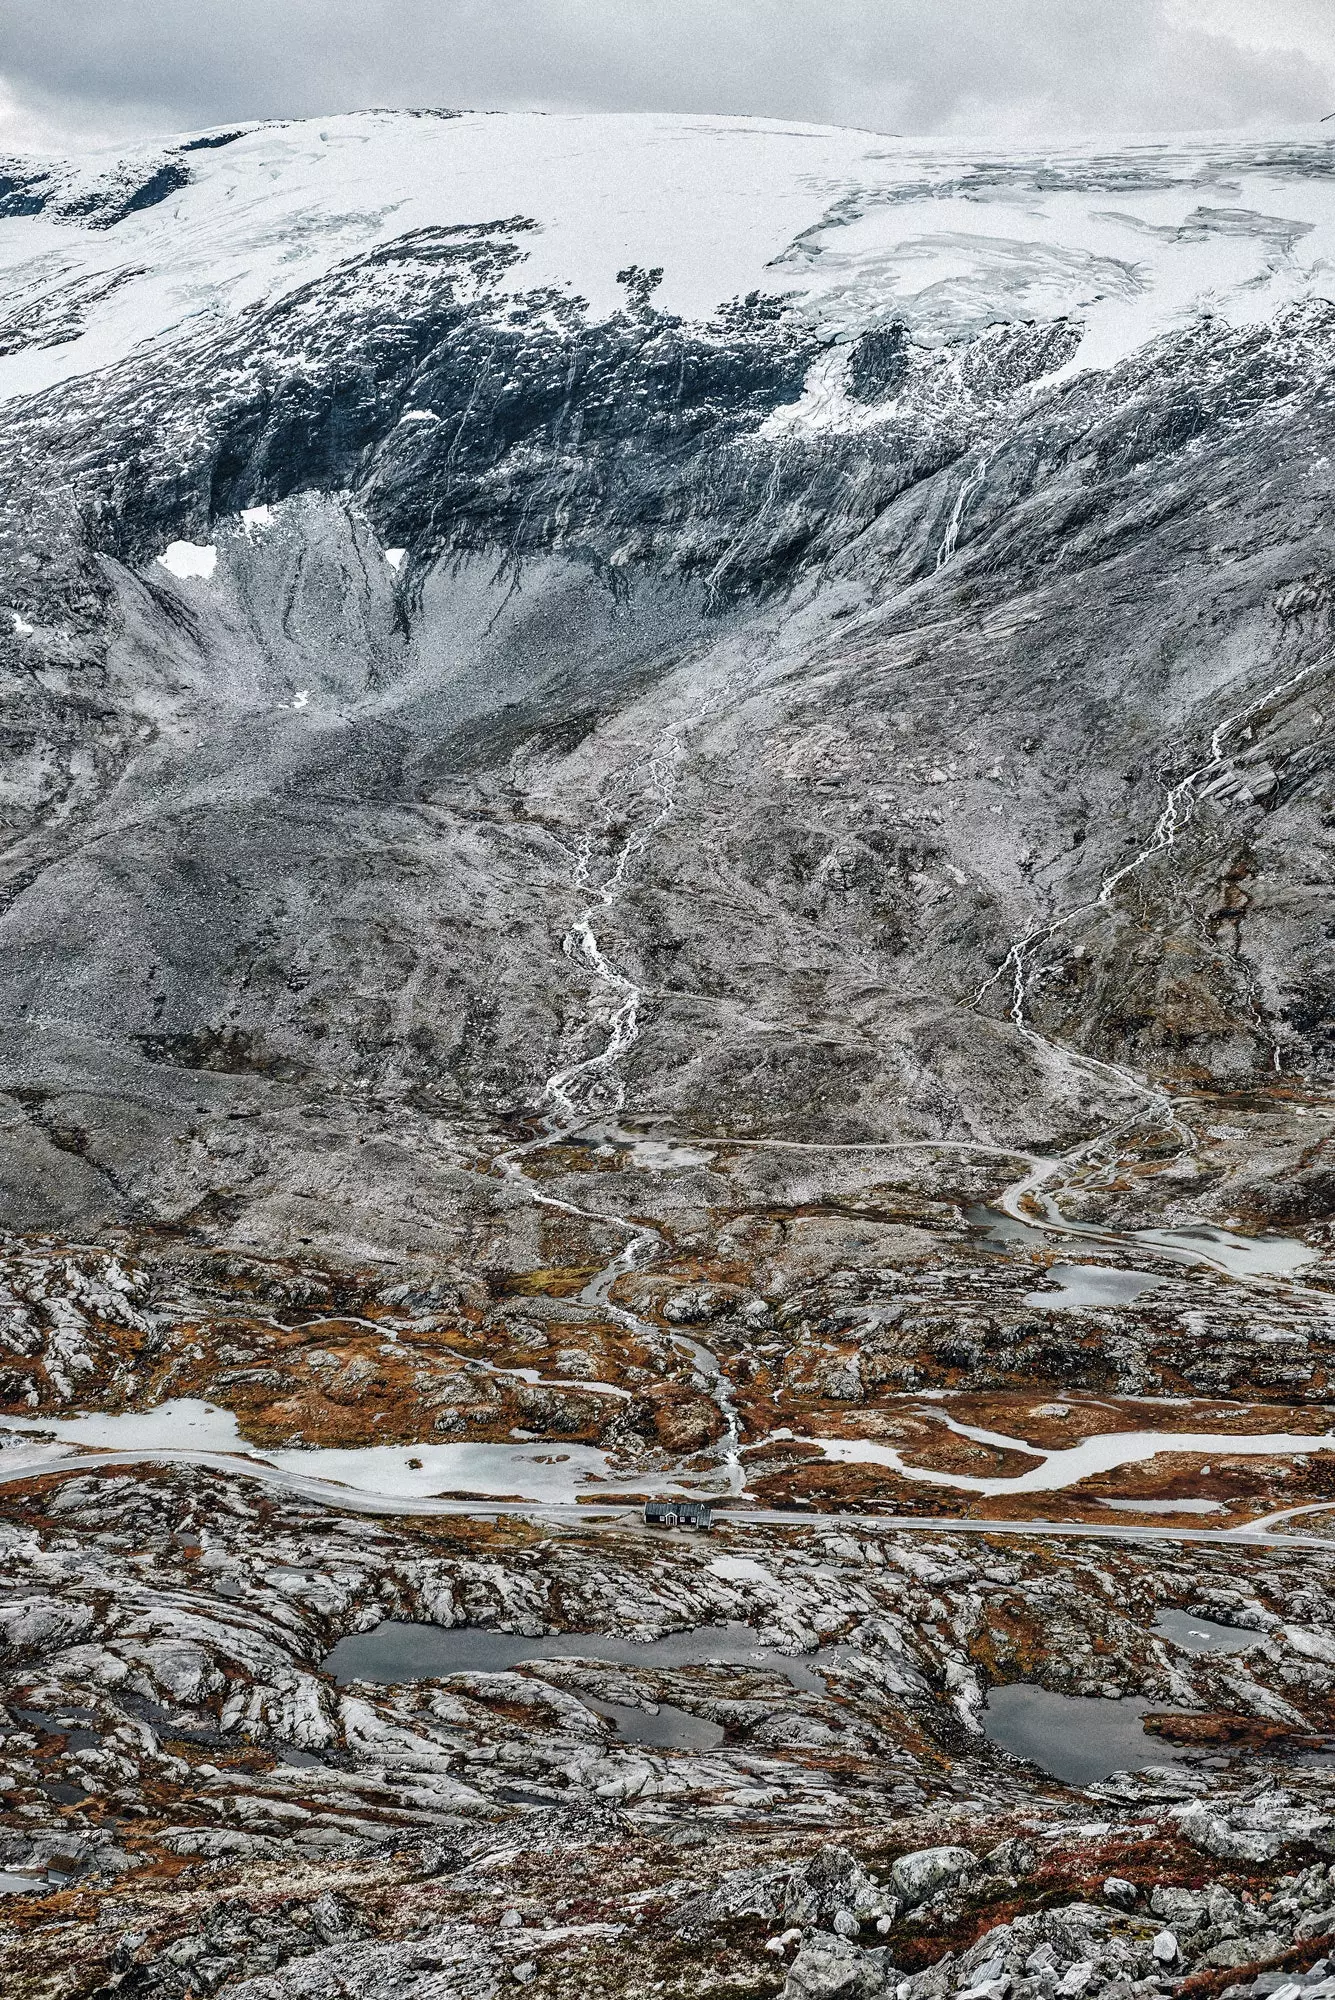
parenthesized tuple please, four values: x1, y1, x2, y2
(5, 1464, 1335, 2000)
(1, 107, 1335, 1998)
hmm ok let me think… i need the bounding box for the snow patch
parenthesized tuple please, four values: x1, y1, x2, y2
(0, 1398, 622, 1505)
(805, 1420, 1335, 1498)
(157, 540, 217, 580)
(759, 346, 889, 440)
(383, 548, 406, 571)
(240, 504, 273, 531)
(709, 1555, 778, 1587)
(7, 114, 1335, 407)
(292, 688, 310, 710)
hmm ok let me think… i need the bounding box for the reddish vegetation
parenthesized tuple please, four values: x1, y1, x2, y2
(1142, 1712, 1331, 1750)
(881, 1831, 1310, 1971)
(1175, 1934, 1335, 1999)
(746, 1459, 968, 1513)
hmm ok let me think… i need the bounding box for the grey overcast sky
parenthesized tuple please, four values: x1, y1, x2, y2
(3, 0, 1335, 153)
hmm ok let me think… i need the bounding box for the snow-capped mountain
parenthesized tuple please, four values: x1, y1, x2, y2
(0, 107, 1330, 1255)
(5, 111, 1335, 401)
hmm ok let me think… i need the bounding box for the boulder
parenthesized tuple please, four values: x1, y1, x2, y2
(784, 1932, 892, 2000)
(890, 1846, 978, 1911)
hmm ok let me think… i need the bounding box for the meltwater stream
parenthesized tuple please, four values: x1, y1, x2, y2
(493, 713, 746, 1497)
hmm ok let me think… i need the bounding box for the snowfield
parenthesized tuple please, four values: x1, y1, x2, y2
(4, 111, 1335, 405)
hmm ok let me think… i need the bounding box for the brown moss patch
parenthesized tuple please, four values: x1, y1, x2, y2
(487, 1265, 603, 1298)
(1142, 1712, 1330, 1750)
(1177, 1933, 1335, 2000)
(746, 1459, 967, 1514)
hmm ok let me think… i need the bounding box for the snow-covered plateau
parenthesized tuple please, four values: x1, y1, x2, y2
(2, 108, 1335, 2000)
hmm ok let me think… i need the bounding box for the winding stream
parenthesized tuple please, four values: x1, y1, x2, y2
(482, 650, 1333, 1509)
(973, 645, 1335, 1278)
(493, 716, 745, 1496)
(2, 641, 1330, 1518)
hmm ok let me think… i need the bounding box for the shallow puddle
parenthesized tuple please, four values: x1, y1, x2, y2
(1153, 1607, 1263, 1654)
(968, 1205, 1049, 1253)
(1025, 1264, 1162, 1310)
(982, 1684, 1190, 1784)
(583, 1695, 725, 1751)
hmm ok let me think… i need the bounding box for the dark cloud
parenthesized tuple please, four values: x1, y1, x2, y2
(2, 0, 1332, 149)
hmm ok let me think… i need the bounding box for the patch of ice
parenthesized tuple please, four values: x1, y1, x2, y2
(626, 1137, 714, 1170)
(240, 504, 273, 531)
(1132, 1224, 1319, 1279)
(0, 1398, 622, 1505)
(709, 1555, 778, 1586)
(0, 1435, 77, 1472)
(292, 688, 310, 710)
(384, 548, 406, 570)
(759, 345, 880, 440)
(806, 1417, 1335, 1497)
(157, 540, 217, 580)
(10, 613, 33, 636)
(1025, 1263, 1164, 1310)
(399, 409, 440, 424)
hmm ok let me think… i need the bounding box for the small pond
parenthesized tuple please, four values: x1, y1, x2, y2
(323, 1620, 828, 1753)
(1025, 1264, 1162, 1311)
(1153, 1608, 1263, 1655)
(982, 1685, 1190, 1785)
(323, 1619, 829, 1691)
(583, 1696, 724, 1751)
(0, 1873, 45, 1896)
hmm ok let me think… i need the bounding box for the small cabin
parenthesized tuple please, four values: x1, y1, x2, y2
(643, 1498, 713, 1533)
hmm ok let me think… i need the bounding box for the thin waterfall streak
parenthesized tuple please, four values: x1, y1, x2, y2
(936, 453, 989, 571)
